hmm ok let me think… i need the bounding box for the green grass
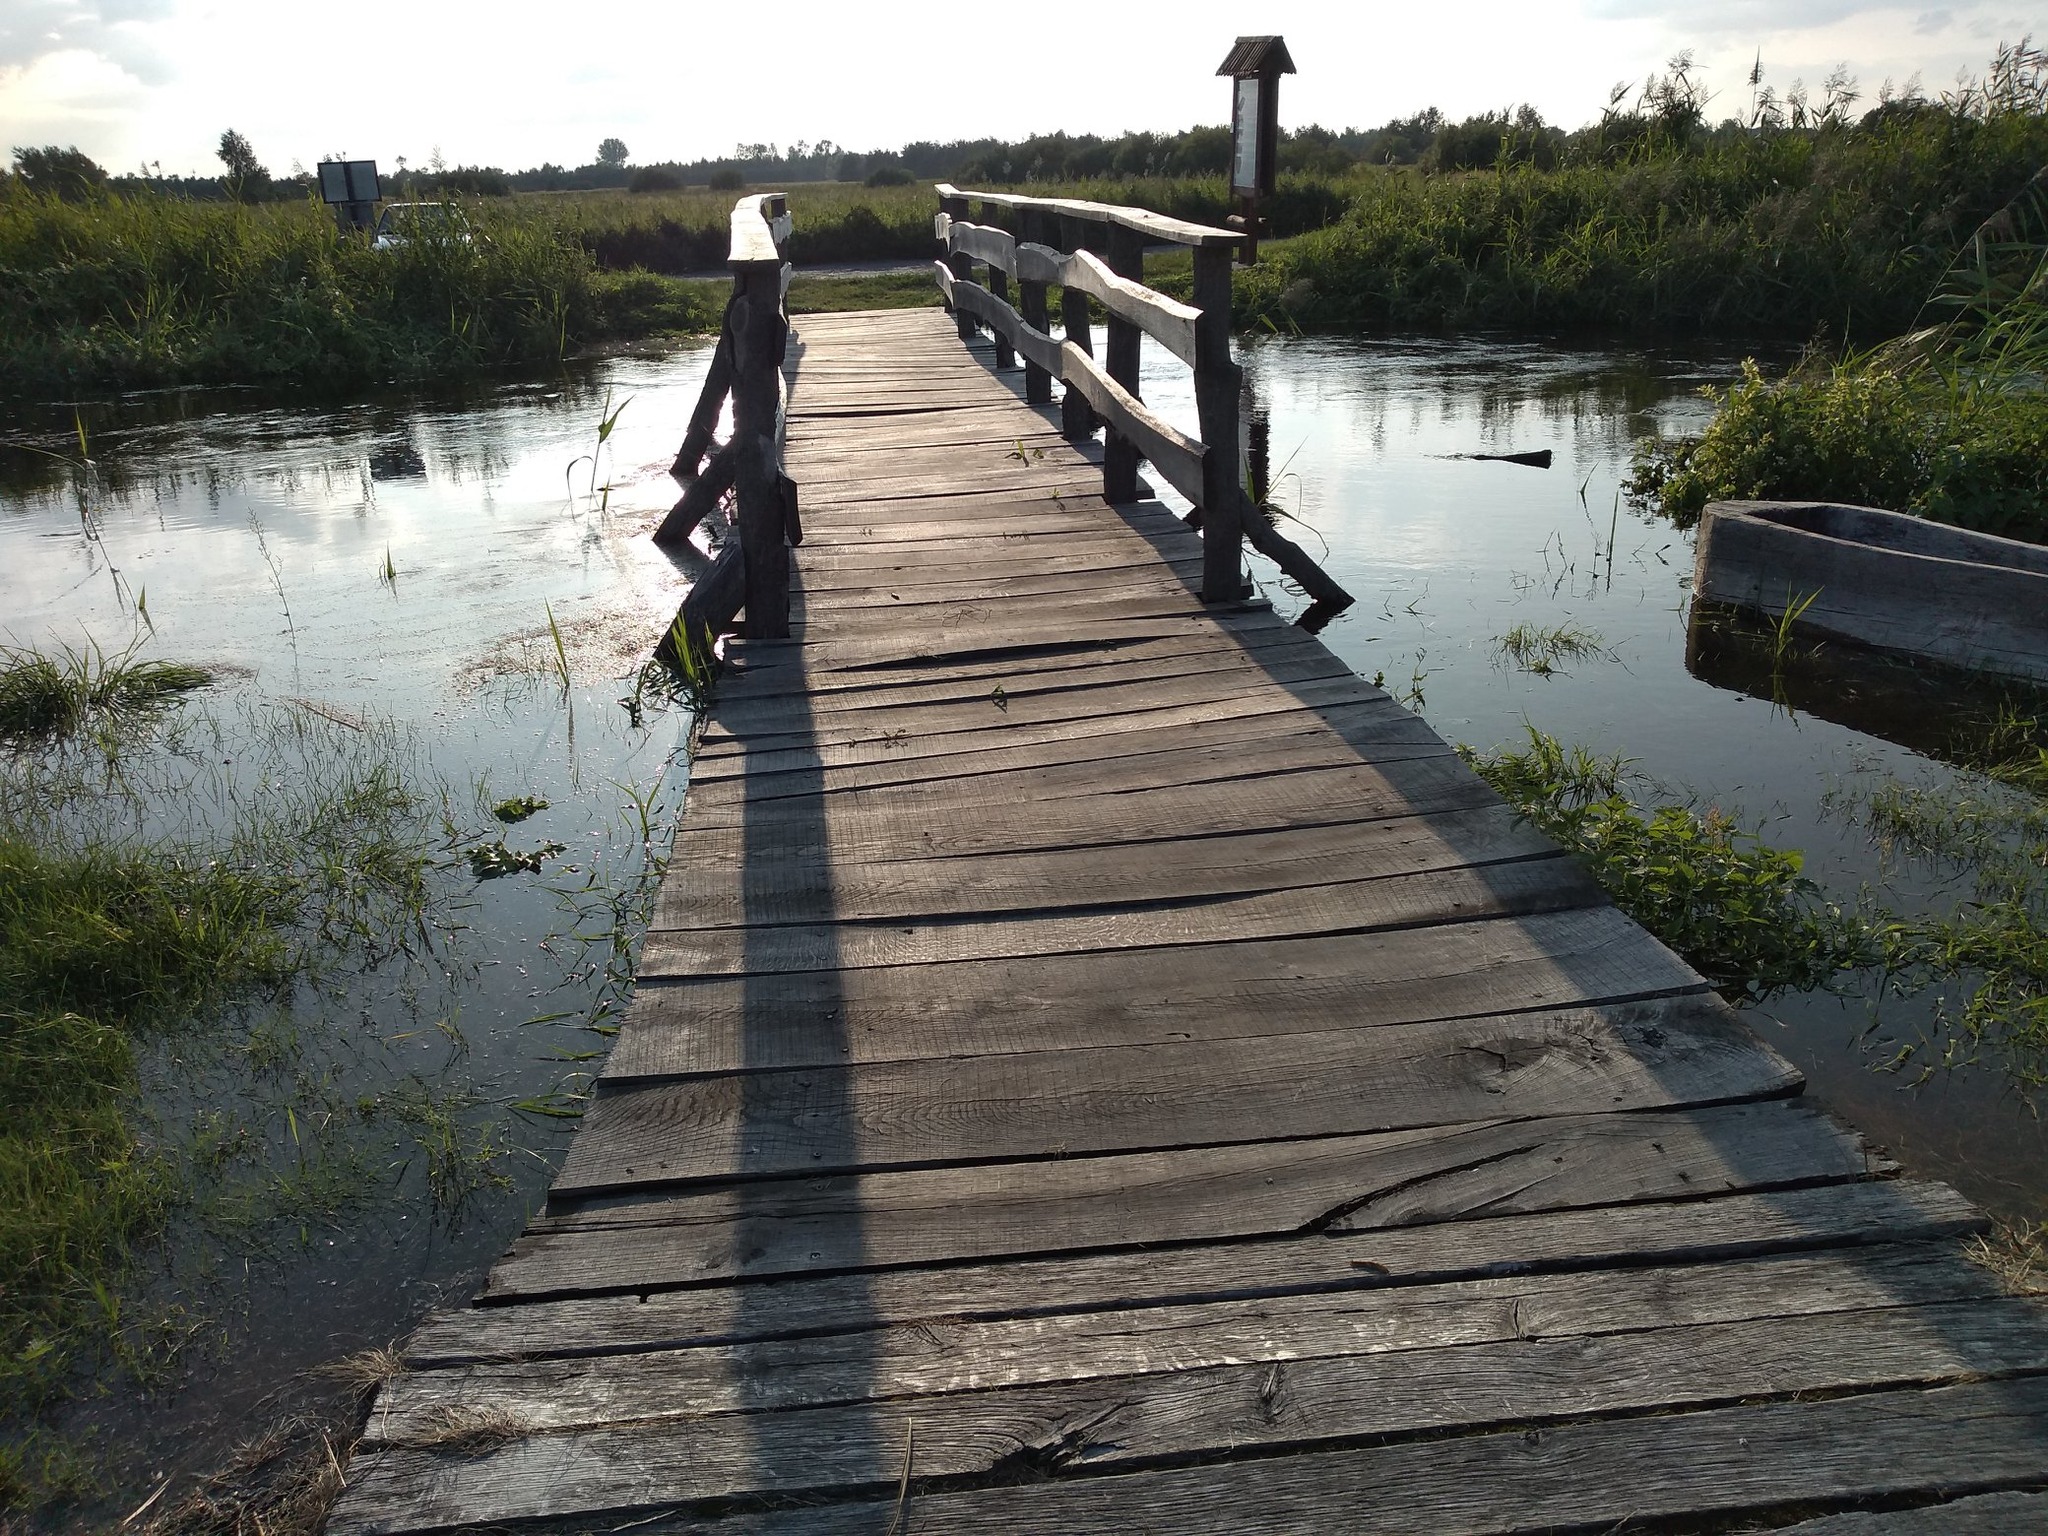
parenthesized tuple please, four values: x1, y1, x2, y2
(1234, 99, 2048, 341)
(1494, 622, 1609, 676)
(0, 641, 211, 745)
(0, 668, 447, 1507)
(1473, 724, 2048, 1088)
(1628, 357, 2048, 544)
(0, 189, 721, 395)
(1464, 729, 1865, 1001)
(788, 270, 941, 312)
(1630, 148, 2048, 544)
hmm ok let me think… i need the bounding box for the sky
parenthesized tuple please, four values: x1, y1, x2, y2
(3, 0, 2045, 178)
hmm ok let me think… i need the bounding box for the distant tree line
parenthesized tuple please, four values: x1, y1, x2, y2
(0, 51, 2003, 208)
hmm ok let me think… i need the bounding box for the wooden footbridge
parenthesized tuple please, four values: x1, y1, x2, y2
(327, 195, 2048, 1533)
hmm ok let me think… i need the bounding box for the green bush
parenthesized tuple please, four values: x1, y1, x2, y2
(0, 190, 718, 395)
(1236, 105, 2048, 339)
(1631, 359, 2048, 544)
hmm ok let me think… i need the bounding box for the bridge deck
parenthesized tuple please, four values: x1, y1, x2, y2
(331, 308, 2048, 1534)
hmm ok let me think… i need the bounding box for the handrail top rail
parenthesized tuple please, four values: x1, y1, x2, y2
(934, 183, 1240, 250)
(729, 193, 793, 264)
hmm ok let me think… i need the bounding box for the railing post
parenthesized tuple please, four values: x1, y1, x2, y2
(1102, 223, 1146, 503)
(1017, 206, 1053, 405)
(982, 202, 1017, 371)
(730, 198, 792, 638)
(1193, 243, 1243, 602)
(1058, 214, 1097, 440)
(940, 191, 975, 340)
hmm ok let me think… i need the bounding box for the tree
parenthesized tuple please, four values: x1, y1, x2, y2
(217, 128, 268, 199)
(597, 138, 629, 167)
(11, 145, 107, 201)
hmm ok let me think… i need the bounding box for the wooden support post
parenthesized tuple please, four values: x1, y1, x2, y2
(1102, 223, 1145, 503)
(653, 438, 738, 545)
(1059, 214, 1097, 440)
(728, 256, 790, 637)
(986, 260, 1017, 370)
(671, 326, 733, 481)
(940, 192, 975, 339)
(1017, 207, 1053, 404)
(1192, 244, 1243, 602)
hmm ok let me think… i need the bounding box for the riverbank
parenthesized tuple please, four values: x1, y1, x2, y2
(10, 52, 2048, 400)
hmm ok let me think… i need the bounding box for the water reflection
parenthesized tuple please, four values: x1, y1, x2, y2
(0, 343, 717, 1511)
(1686, 602, 2048, 769)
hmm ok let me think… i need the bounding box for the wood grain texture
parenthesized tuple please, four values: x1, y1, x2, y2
(552, 993, 1797, 1196)
(546, 1378, 2048, 1535)
(400, 1180, 1983, 1366)
(326, 306, 2042, 1536)
(486, 1100, 1884, 1297)
(370, 1246, 2018, 1444)
(326, 1299, 2048, 1534)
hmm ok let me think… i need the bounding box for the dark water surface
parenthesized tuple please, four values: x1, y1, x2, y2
(5, 326, 2045, 1513)
(1141, 332, 2048, 1226)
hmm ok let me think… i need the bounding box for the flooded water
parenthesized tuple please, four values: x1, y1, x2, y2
(5, 322, 2045, 1515)
(1, 347, 716, 1511)
(1142, 332, 2048, 1227)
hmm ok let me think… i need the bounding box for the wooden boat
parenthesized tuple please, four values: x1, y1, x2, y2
(1692, 499, 2048, 684)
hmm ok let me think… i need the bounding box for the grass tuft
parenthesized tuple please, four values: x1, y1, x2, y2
(1464, 728, 1865, 1001)
(1494, 622, 1610, 676)
(0, 642, 211, 746)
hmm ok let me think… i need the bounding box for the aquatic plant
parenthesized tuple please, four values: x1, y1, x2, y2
(1465, 728, 1867, 1000)
(0, 641, 211, 746)
(1494, 622, 1609, 676)
(1478, 723, 2048, 1088)
(0, 692, 446, 1493)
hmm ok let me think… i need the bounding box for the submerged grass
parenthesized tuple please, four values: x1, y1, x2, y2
(0, 642, 211, 745)
(1463, 729, 1864, 1000)
(1494, 622, 1609, 676)
(0, 655, 452, 1507)
(1474, 722, 2048, 1088)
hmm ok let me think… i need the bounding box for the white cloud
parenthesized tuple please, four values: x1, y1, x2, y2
(2, 0, 2042, 176)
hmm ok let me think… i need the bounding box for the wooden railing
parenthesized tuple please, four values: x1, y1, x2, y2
(657, 194, 799, 648)
(933, 184, 1353, 622)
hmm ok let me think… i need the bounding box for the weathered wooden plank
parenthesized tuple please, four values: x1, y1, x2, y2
(700, 628, 1338, 714)
(400, 1180, 1983, 1366)
(554, 993, 1795, 1196)
(1767, 1493, 2048, 1532)
(1061, 339, 1209, 506)
(372, 1245, 2011, 1448)
(659, 753, 1506, 882)
(686, 693, 1411, 788)
(610, 906, 1706, 1078)
(936, 182, 1243, 249)
(695, 669, 1385, 757)
(681, 708, 1432, 821)
(1016, 241, 1201, 367)
(322, 1299, 2048, 1534)
(656, 802, 1547, 927)
(486, 1100, 1884, 1296)
(691, 680, 1394, 773)
(945, 218, 1017, 274)
(639, 856, 1603, 981)
(481, 1377, 2048, 1535)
